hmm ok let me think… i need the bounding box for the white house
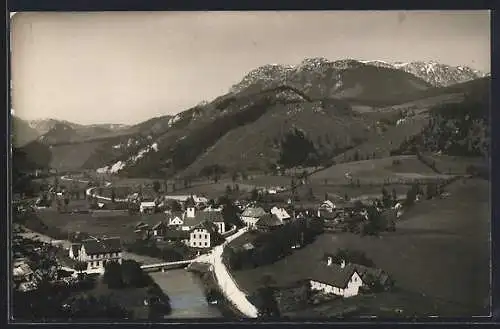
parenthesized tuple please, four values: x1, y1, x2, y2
(69, 237, 122, 274)
(309, 257, 364, 298)
(167, 211, 184, 227)
(317, 200, 335, 217)
(270, 206, 291, 222)
(140, 201, 156, 214)
(241, 206, 267, 228)
(188, 222, 223, 249)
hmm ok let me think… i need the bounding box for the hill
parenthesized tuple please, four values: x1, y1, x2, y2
(11, 116, 42, 147)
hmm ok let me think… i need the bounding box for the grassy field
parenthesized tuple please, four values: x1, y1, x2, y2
(310, 155, 449, 185)
(36, 206, 165, 244)
(229, 178, 490, 316)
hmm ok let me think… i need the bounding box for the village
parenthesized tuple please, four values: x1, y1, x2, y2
(11, 165, 462, 319)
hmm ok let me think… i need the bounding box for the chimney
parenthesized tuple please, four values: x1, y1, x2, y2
(327, 256, 333, 266)
(340, 259, 346, 269)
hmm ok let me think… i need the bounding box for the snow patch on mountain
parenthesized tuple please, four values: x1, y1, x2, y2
(97, 142, 160, 174)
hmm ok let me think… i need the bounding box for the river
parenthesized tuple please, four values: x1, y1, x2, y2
(149, 270, 223, 319)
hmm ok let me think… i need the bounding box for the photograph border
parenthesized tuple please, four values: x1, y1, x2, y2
(3, 1, 498, 327)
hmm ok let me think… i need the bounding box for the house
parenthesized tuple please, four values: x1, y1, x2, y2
(309, 258, 364, 298)
(68, 237, 123, 274)
(13, 261, 34, 285)
(241, 206, 267, 228)
(163, 229, 190, 244)
(255, 213, 284, 232)
(140, 199, 156, 214)
(188, 221, 224, 249)
(309, 255, 392, 298)
(167, 211, 184, 228)
(182, 210, 226, 234)
(151, 221, 168, 237)
(271, 206, 291, 222)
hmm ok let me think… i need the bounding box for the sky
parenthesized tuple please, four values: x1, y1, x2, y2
(11, 10, 491, 125)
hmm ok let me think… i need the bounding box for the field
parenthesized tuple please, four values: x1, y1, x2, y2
(35, 203, 165, 244)
(229, 178, 490, 316)
(310, 155, 449, 184)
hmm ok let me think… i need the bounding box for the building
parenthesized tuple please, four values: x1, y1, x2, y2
(182, 210, 226, 234)
(309, 258, 364, 298)
(188, 221, 224, 249)
(241, 206, 267, 228)
(317, 200, 336, 217)
(270, 206, 291, 222)
(69, 237, 123, 274)
(140, 200, 156, 214)
(309, 255, 392, 298)
(167, 211, 184, 228)
(255, 213, 284, 232)
(163, 229, 190, 244)
(151, 221, 168, 237)
(13, 260, 34, 286)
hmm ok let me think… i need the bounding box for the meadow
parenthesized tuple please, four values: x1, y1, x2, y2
(228, 178, 490, 316)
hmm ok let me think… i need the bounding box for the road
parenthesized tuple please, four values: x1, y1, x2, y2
(204, 228, 259, 318)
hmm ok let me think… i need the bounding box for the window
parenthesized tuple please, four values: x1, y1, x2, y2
(204, 234, 208, 239)
(204, 242, 208, 247)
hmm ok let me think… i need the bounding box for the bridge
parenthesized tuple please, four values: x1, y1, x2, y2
(140, 259, 196, 272)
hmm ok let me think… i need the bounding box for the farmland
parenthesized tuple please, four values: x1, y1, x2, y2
(33, 205, 164, 244)
(228, 178, 490, 316)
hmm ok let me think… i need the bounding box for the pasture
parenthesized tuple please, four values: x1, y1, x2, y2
(229, 178, 490, 316)
(35, 208, 166, 244)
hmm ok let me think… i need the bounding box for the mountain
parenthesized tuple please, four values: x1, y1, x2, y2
(361, 60, 487, 87)
(230, 59, 486, 97)
(11, 116, 42, 147)
(229, 58, 430, 100)
(28, 118, 130, 136)
(26, 58, 490, 177)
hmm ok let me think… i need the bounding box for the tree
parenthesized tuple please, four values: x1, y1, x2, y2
(353, 150, 360, 162)
(426, 182, 438, 200)
(256, 274, 280, 318)
(307, 187, 315, 201)
(121, 260, 149, 288)
(111, 187, 116, 203)
(103, 261, 124, 289)
(75, 261, 88, 277)
(220, 196, 244, 228)
(278, 127, 318, 168)
(153, 180, 161, 193)
(381, 187, 392, 208)
(225, 185, 232, 196)
(391, 188, 398, 206)
(251, 188, 259, 201)
(404, 184, 418, 207)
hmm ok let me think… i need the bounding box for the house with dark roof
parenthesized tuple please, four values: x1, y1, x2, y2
(68, 237, 123, 274)
(255, 213, 284, 232)
(309, 259, 364, 298)
(188, 221, 224, 249)
(163, 229, 190, 244)
(181, 209, 226, 233)
(241, 206, 267, 228)
(308, 255, 391, 298)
